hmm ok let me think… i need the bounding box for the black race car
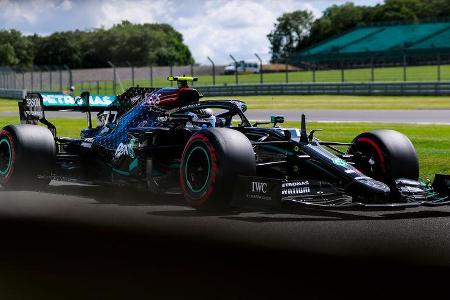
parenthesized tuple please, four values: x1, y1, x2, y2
(1, 76, 449, 210)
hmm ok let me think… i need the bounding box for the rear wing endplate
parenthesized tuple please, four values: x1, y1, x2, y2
(19, 92, 57, 136)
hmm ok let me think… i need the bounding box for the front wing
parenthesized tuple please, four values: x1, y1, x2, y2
(231, 175, 450, 210)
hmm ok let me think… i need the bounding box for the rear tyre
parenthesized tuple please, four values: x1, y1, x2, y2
(348, 130, 419, 185)
(0, 125, 56, 189)
(180, 128, 255, 210)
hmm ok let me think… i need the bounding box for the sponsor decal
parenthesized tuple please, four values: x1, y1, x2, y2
(345, 169, 363, 175)
(137, 120, 148, 128)
(114, 138, 137, 160)
(245, 181, 274, 201)
(245, 193, 272, 201)
(114, 143, 129, 160)
(282, 187, 311, 195)
(81, 142, 93, 148)
(179, 103, 201, 110)
(282, 181, 309, 188)
(143, 92, 161, 106)
(23, 96, 44, 120)
(128, 138, 136, 159)
(233, 176, 282, 206)
(41, 93, 115, 107)
(25, 97, 42, 107)
(24, 110, 43, 119)
(81, 138, 94, 148)
(282, 180, 314, 196)
(251, 181, 268, 194)
(130, 95, 142, 105)
(332, 158, 347, 167)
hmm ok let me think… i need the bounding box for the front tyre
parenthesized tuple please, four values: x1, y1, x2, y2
(0, 125, 56, 189)
(180, 128, 255, 210)
(348, 129, 419, 185)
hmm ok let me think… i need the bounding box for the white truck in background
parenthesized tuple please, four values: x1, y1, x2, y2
(224, 60, 260, 74)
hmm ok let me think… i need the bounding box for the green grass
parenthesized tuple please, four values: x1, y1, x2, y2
(0, 98, 19, 112)
(74, 64, 450, 94)
(1, 116, 449, 179)
(0, 117, 91, 137)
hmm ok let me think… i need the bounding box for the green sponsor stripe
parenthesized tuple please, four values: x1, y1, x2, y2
(41, 93, 116, 107)
(129, 159, 138, 171)
(112, 168, 130, 177)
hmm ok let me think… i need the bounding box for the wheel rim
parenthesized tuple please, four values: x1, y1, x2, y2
(184, 145, 211, 193)
(352, 138, 386, 181)
(0, 138, 12, 176)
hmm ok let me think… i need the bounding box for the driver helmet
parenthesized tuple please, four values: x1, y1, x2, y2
(200, 108, 216, 127)
(198, 108, 214, 118)
(178, 80, 188, 88)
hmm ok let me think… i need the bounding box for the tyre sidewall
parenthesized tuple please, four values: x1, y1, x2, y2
(350, 130, 419, 184)
(180, 133, 219, 207)
(180, 128, 255, 209)
(0, 130, 16, 186)
(0, 125, 55, 188)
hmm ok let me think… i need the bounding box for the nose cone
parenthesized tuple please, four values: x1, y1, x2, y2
(346, 177, 391, 203)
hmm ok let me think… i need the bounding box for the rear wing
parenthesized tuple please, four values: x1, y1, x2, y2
(18, 92, 117, 136)
(18, 88, 159, 137)
(22, 92, 116, 112)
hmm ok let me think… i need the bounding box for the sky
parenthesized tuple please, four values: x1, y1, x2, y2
(0, 0, 383, 64)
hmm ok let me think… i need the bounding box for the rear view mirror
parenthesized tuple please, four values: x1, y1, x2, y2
(271, 115, 284, 126)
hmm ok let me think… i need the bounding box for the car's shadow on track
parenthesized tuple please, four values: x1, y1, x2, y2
(219, 209, 450, 223)
(41, 183, 187, 206)
(147, 206, 450, 222)
(35, 183, 450, 222)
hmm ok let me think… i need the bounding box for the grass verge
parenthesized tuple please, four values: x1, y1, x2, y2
(0, 99, 19, 112)
(0, 117, 90, 137)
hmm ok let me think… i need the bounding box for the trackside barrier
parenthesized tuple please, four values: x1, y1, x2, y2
(1, 83, 450, 99)
(0, 88, 27, 99)
(195, 82, 450, 97)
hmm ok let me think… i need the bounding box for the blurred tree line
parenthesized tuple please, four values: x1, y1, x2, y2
(0, 21, 194, 68)
(269, 0, 450, 62)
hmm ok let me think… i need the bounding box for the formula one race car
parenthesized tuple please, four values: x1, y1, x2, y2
(1, 76, 450, 210)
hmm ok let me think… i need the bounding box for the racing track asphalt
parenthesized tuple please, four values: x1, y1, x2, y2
(1, 181, 450, 299)
(1, 109, 450, 124)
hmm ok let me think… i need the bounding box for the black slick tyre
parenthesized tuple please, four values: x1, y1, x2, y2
(0, 125, 56, 189)
(180, 128, 255, 210)
(348, 129, 419, 185)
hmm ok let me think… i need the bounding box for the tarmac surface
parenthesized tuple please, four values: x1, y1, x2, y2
(2, 109, 450, 124)
(1, 181, 450, 298)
